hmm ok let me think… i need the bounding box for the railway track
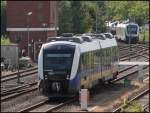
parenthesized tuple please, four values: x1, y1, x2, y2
(1, 81, 37, 95)
(112, 65, 149, 83)
(0, 65, 136, 102)
(143, 104, 149, 112)
(1, 45, 149, 111)
(18, 98, 76, 112)
(1, 84, 38, 102)
(120, 49, 149, 61)
(1, 67, 38, 83)
(119, 44, 149, 52)
(1, 65, 149, 112)
(119, 44, 149, 61)
(56, 65, 149, 112)
(119, 45, 149, 54)
(120, 53, 149, 61)
(1, 66, 37, 79)
(1, 63, 148, 103)
(113, 88, 149, 112)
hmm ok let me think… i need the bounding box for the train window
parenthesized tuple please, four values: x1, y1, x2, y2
(87, 52, 90, 71)
(83, 53, 87, 71)
(83, 52, 91, 75)
(90, 52, 93, 69)
(80, 54, 84, 74)
(127, 25, 137, 34)
(43, 52, 74, 74)
(89, 52, 92, 74)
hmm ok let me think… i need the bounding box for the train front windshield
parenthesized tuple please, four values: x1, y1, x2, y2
(43, 44, 75, 75)
(127, 25, 138, 34)
(44, 53, 73, 71)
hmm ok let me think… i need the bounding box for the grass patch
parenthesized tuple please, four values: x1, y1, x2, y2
(121, 101, 143, 112)
(139, 29, 149, 42)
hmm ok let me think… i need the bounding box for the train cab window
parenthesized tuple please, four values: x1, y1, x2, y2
(127, 25, 138, 34)
(43, 53, 74, 78)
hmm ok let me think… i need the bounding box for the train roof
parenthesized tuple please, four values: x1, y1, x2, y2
(116, 22, 139, 28)
(45, 34, 117, 53)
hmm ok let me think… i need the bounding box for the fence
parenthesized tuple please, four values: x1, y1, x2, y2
(1, 44, 18, 68)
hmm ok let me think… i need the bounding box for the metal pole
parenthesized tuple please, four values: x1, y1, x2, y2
(27, 16, 30, 57)
(129, 34, 131, 61)
(55, 1, 58, 36)
(136, 43, 138, 60)
(17, 44, 20, 84)
(106, 2, 109, 33)
(96, 3, 98, 33)
(27, 12, 32, 57)
(143, 25, 146, 43)
(44, 24, 46, 44)
(34, 42, 36, 62)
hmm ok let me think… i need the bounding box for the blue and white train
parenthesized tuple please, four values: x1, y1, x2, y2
(38, 33, 119, 97)
(115, 22, 140, 43)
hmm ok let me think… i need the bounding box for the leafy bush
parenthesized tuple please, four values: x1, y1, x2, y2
(1, 35, 12, 45)
(19, 57, 33, 69)
(121, 101, 143, 112)
(139, 29, 149, 42)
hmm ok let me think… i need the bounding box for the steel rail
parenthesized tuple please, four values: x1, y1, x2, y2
(18, 98, 76, 112)
(113, 88, 149, 112)
(1, 81, 37, 96)
(1, 70, 37, 82)
(1, 66, 37, 79)
(112, 65, 148, 83)
(1, 87, 38, 102)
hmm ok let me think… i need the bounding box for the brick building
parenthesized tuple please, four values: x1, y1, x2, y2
(6, 1, 58, 61)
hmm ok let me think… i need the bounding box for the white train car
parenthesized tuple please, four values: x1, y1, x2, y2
(115, 22, 139, 43)
(38, 34, 119, 97)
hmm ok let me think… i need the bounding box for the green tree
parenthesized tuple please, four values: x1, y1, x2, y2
(1, 1, 7, 35)
(58, 1, 72, 35)
(105, 1, 149, 26)
(71, 1, 85, 34)
(128, 1, 149, 25)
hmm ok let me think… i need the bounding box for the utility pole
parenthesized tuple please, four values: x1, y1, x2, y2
(27, 12, 32, 58)
(15, 34, 21, 84)
(17, 44, 20, 84)
(55, 1, 58, 36)
(129, 33, 131, 61)
(96, 3, 98, 34)
(42, 23, 47, 39)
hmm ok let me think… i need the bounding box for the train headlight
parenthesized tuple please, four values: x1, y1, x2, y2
(51, 82, 61, 92)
